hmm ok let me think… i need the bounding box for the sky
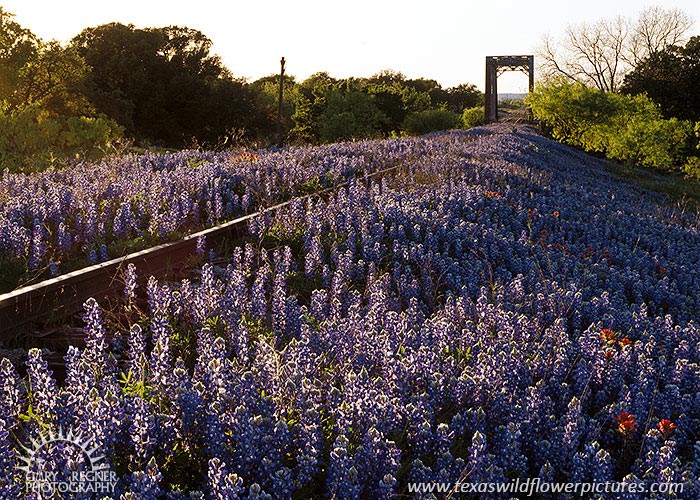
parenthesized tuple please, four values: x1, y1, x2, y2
(2, 0, 699, 93)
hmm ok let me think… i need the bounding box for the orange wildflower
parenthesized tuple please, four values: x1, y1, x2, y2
(616, 412, 637, 437)
(601, 328, 616, 343)
(657, 419, 676, 438)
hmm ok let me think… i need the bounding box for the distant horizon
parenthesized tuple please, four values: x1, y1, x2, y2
(2, 1, 699, 93)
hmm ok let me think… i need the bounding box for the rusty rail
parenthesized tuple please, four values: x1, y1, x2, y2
(0, 166, 402, 341)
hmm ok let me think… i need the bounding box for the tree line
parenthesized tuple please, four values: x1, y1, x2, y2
(0, 7, 483, 172)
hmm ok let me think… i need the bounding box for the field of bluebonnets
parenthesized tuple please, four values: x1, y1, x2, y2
(2, 124, 700, 498)
(0, 142, 406, 292)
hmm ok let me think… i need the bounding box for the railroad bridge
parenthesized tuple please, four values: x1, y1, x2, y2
(485, 55, 534, 123)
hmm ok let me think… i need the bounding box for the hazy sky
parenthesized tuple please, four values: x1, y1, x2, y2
(3, 0, 699, 92)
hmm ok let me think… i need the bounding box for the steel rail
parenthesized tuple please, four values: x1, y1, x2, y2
(0, 165, 404, 341)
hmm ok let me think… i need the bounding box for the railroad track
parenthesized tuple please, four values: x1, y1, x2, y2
(0, 165, 404, 342)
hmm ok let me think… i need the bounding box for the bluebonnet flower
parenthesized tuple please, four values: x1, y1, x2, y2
(0, 358, 22, 428)
(25, 348, 58, 429)
(326, 435, 361, 500)
(0, 418, 21, 498)
(196, 235, 206, 256)
(129, 396, 156, 468)
(243, 483, 271, 500)
(88, 248, 98, 264)
(99, 243, 109, 261)
(56, 221, 72, 252)
(28, 221, 47, 269)
(125, 457, 163, 500)
(82, 297, 118, 396)
(208, 458, 244, 499)
(124, 263, 138, 301)
(48, 261, 59, 276)
(61, 345, 89, 428)
(149, 310, 174, 401)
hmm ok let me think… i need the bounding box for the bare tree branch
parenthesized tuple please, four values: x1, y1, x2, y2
(537, 6, 692, 92)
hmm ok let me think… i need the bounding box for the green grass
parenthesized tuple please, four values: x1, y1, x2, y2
(600, 159, 700, 209)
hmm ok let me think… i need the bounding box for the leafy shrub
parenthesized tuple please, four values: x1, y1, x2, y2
(402, 108, 460, 135)
(606, 116, 693, 168)
(683, 122, 700, 178)
(684, 156, 700, 179)
(462, 106, 485, 128)
(526, 81, 694, 170)
(0, 103, 123, 172)
(317, 91, 387, 142)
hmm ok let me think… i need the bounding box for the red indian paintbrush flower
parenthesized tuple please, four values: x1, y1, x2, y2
(616, 411, 637, 437)
(657, 419, 676, 438)
(601, 328, 616, 343)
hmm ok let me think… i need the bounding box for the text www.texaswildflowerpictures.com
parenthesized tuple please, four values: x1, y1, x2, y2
(407, 478, 685, 496)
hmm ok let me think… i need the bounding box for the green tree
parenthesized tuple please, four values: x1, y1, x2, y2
(462, 106, 485, 128)
(289, 72, 339, 143)
(0, 7, 38, 101)
(527, 80, 694, 169)
(364, 71, 433, 134)
(444, 83, 483, 113)
(317, 90, 387, 142)
(250, 74, 298, 143)
(621, 36, 700, 121)
(406, 78, 447, 108)
(367, 69, 406, 86)
(365, 85, 407, 134)
(14, 42, 93, 116)
(289, 94, 316, 143)
(72, 23, 257, 147)
(403, 109, 460, 135)
(71, 23, 164, 136)
(0, 8, 122, 172)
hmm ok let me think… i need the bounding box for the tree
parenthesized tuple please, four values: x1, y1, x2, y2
(0, 7, 38, 101)
(72, 23, 258, 147)
(289, 72, 339, 143)
(250, 74, 298, 142)
(539, 6, 693, 92)
(71, 23, 164, 136)
(405, 78, 446, 107)
(0, 8, 123, 172)
(14, 42, 93, 116)
(444, 83, 483, 113)
(317, 90, 387, 142)
(367, 69, 406, 86)
(1, 9, 90, 114)
(403, 109, 460, 135)
(628, 6, 694, 64)
(527, 80, 693, 169)
(622, 36, 700, 121)
(539, 16, 629, 92)
(157, 26, 227, 79)
(365, 84, 407, 134)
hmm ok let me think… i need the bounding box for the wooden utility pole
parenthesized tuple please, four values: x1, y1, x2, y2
(277, 57, 285, 148)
